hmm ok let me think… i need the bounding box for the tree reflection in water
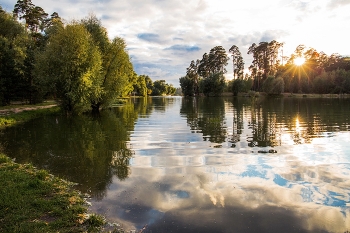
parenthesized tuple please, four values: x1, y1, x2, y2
(181, 97, 227, 143)
(1, 96, 350, 232)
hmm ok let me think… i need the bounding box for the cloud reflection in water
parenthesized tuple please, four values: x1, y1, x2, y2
(90, 98, 350, 233)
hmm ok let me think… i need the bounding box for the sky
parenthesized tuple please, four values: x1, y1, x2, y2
(2, 0, 350, 87)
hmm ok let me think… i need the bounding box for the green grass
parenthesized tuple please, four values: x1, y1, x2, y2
(0, 154, 105, 232)
(0, 105, 60, 128)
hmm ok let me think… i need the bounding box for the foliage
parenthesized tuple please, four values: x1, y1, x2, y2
(0, 9, 28, 105)
(81, 15, 134, 111)
(248, 40, 283, 90)
(262, 76, 284, 95)
(152, 80, 166, 96)
(199, 72, 226, 96)
(229, 45, 244, 79)
(144, 75, 154, 95)
(1, 5, 135, 112)
(186, 60, 200, 95)
(150, 80, 175, 96)
(35, 23, 102, 113)
(133, 74, 148, 96)
(198, 46, 229, 78)
(230, 79, 245, 96)
(180, 46, 229, 96)
(13, 0, 48, 34)
(179, 75, 195, 96)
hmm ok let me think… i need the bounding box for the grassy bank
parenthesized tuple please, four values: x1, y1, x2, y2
(0, 104, 109, 232)
(0, 103, 60, 128)
(0, 154, 105, 232)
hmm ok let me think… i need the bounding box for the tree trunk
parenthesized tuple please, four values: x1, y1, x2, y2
(91, 102, 101, 113)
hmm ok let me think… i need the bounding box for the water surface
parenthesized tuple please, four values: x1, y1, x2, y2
(1, 97, 350, 232)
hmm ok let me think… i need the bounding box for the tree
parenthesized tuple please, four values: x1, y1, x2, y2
(248, 40, 283, 90)
(0, 9, 28, 105)
(152, 80, 167, 96)
(229, 45, 244, 79)
(13, 0, 48, 34)
(198, 53, 210, 78)
(198, 46, 229, 79)
(133, 74, 147, 96)
(179, 75, 195, 96)
(81, 15, 134, 111)
(150, 80, 175, 96)
(34, 23, 102, 113)
(186, 59, 200, 95)
(231, 79, 245, 96)
(144, 75, 153, 95)
(262, 76, 284, 95)
(208, 46, 229, 75)
(166, 84, 176, 95)
(199, 72, 226, 96)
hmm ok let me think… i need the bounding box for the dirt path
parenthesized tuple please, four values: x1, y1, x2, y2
(0, 105, 57, 116)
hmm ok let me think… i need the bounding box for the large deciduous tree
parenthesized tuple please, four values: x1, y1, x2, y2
(81, 15, 134, 111)
(35, 23, 102, 113)
(0, 9, 28, 105)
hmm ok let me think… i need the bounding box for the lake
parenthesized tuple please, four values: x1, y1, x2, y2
(1, 96, 350, 233)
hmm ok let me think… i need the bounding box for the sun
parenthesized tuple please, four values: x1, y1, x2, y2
(294, 57, 305, 66)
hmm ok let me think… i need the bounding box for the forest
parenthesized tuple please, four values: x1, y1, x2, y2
(180, 41, 350, 96)
(0, 1, 175, 113)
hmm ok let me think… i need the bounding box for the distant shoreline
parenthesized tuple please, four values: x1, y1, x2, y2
(220, 92, 350, 98)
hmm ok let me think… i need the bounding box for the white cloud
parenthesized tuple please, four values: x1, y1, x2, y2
(3, 0, 350, 86)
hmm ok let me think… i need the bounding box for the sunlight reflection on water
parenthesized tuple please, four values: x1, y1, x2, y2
(1, 97, 349, 232)
(91, 97, 350, 232)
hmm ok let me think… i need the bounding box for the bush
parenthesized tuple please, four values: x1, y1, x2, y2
(199, 73, 226, 96)
(262, 76, 284, 95)
(231, 79, 245, 96)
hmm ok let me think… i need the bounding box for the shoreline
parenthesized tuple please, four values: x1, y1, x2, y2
(0, 104, 108, 232)
(0, 154, 105, 232)
(219, 92, 350, 98)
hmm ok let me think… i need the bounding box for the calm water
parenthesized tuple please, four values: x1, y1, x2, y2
(1, 97, 350, 233)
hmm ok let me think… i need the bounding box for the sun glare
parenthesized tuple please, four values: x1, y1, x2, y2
(294, 57, 305, 66)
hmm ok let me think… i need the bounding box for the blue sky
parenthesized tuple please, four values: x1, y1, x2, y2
(2, 0, 350, 87)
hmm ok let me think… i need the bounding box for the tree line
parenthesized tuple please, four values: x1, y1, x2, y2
(180, 40, 350, 96)
(0, 1, 175, 113)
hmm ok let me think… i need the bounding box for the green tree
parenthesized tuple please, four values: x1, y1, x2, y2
(133, 74, 147, 96)
(35, 23, 102, 113)
(248, 40, 283, 90)
(0, 9, 28, 105)
(179, 75, 195, 96)
(152, 80, 167, 96)
(230, 78, 245, 96)
(199, 72, 226, 96)
(179, 59, 200, 96)
(229, 45, 244, 79)
(81, 15, 134, 111)
(144, 75, 153, 95)
(13, 0, 48, 39)
(166, 84, 176, 95)
(198, 46, 229, 78)
(186, 59, 200, 95)
(262, 76, 284, 95)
